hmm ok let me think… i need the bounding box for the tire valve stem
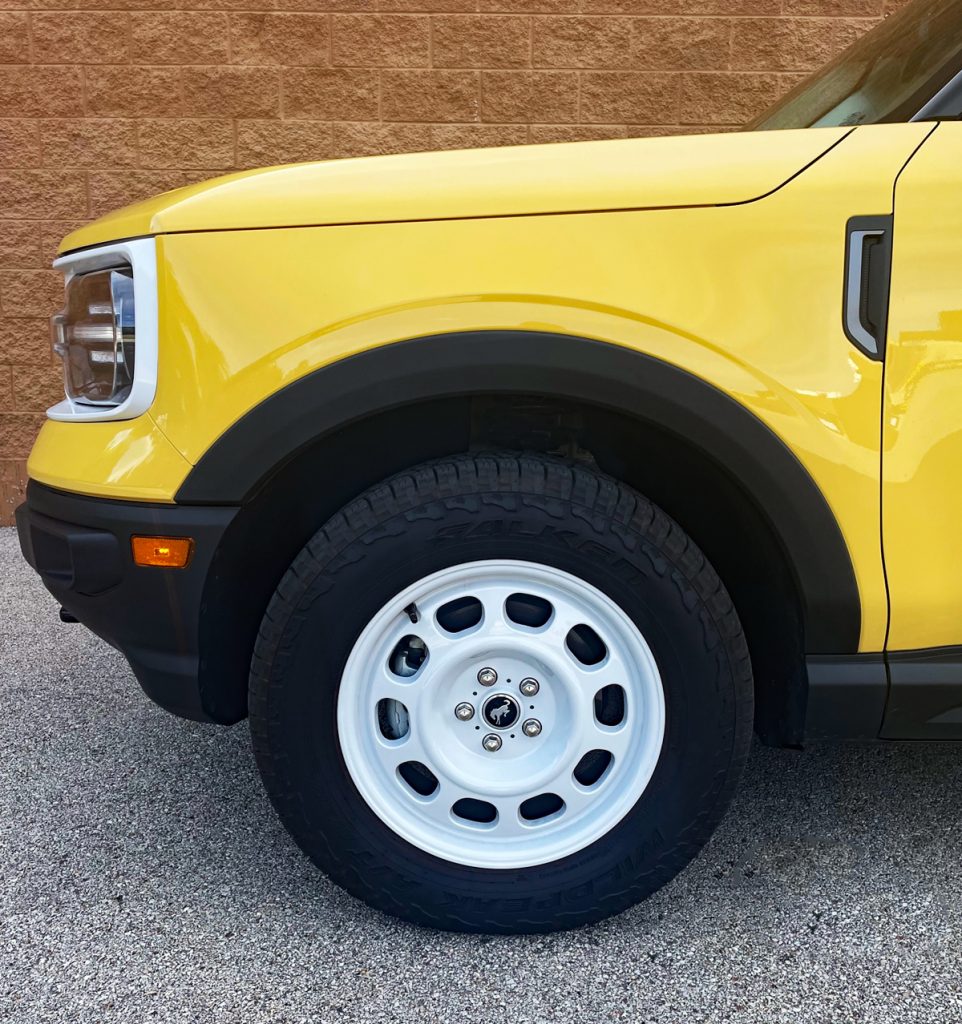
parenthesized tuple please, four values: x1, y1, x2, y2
(403, 602, 420, 624)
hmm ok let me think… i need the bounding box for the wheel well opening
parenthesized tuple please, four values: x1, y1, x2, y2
(199, 394, 806, 743)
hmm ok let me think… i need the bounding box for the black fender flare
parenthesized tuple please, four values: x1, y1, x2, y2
(175, 330, 861, 653)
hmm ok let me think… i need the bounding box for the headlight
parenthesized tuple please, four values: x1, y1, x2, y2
(47, 238, 158, 422)
(52, 267, 136, 406)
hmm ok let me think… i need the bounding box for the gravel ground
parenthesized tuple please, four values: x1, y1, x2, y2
(2, 527, 961, 1023)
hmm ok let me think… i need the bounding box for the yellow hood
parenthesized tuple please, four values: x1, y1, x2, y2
(60, 127, 850, 254)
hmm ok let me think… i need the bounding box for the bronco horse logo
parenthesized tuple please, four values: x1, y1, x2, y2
(489, 701, 513, 725)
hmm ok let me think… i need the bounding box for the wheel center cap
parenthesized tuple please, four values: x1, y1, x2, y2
(481, 693, 521, 730)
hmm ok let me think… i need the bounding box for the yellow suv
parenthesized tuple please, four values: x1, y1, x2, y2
(16, 0, 962, 933)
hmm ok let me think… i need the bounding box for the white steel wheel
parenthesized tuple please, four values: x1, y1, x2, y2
(337, 559, 666, 869)
(252, 452, 753, 933)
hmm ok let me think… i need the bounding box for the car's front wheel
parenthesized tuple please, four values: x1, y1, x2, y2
(249, 453, 752, 933)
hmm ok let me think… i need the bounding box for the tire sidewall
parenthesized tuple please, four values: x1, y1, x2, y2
(253, 462, 747, 930)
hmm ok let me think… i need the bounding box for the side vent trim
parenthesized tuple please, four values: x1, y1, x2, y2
(842, 214, 894, 360)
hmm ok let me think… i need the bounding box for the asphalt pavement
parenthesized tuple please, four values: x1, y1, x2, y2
(2, 527, 961, 1023)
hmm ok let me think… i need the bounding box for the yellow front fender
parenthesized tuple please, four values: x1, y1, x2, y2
(28, 124, 936, 652)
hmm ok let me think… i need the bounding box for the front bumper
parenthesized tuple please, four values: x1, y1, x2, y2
(16, 481, 236, 722)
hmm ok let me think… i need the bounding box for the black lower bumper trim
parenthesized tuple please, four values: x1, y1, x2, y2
(804, 654, 887, 740)
(884, 646, 962, 740)
(16, 481, 237, 723)
(805, 649, 962, 741)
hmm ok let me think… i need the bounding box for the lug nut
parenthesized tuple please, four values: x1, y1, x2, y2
(454, 702, 475, 721)
(482, 733, 502, 752)
(477, 667, 498, 686)
(522, 719, 542, 737)
(519, 678, 540, 697)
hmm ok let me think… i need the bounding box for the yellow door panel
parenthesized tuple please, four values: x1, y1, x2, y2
(885, 121, 962, 651)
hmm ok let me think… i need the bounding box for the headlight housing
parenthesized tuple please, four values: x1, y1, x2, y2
(48, 238, 158, 422)
(52, 268, 136, 406)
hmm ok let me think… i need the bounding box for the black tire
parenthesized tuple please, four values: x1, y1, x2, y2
(249, 452, 753, 933)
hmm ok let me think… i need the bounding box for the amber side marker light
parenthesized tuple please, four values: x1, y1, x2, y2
(131, 536, 194, 568)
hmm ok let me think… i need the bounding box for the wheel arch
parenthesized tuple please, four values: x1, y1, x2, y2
(183, 331, 860, 741)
